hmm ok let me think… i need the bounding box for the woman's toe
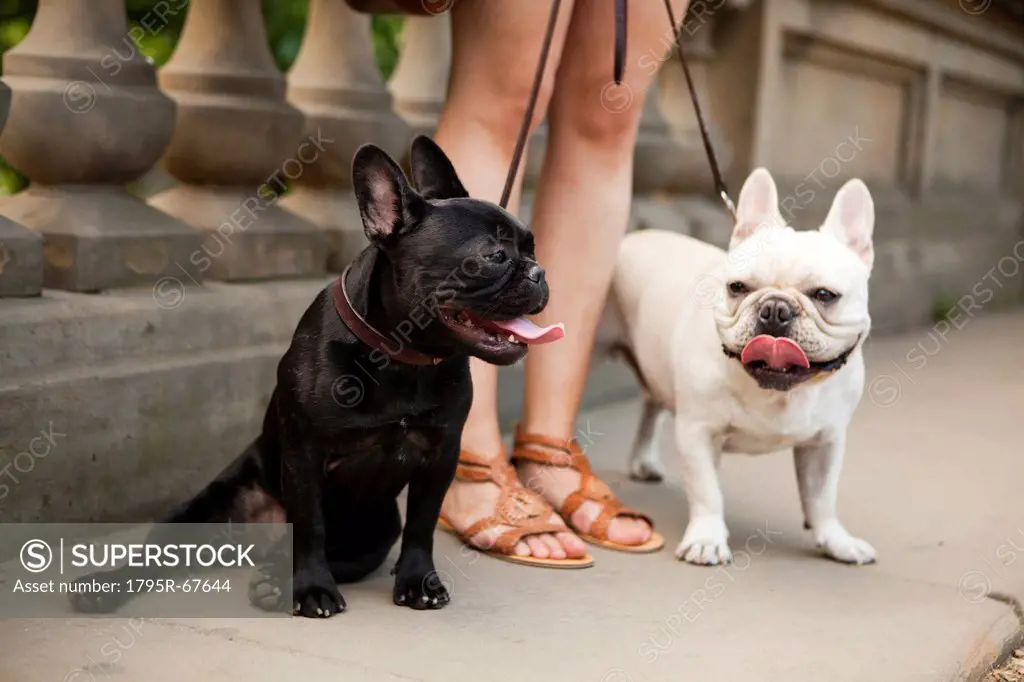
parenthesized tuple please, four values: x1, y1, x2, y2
(634, 518, 654, 542)
(513, 540, 531, 557)
(607, 517, 652, 545)
(525, 536, 550, 558)
(540, 534, 566, 560)
(555, 531, 588, 558)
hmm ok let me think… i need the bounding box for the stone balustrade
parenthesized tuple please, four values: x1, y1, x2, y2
(0, 1, 712, 296)
(0, 0, 1019, 323)
(0, 1, 729, 299)
(0, 0, 414, 295)
(0, 0, 199, 294)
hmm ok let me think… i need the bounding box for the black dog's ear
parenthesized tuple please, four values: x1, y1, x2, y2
(351, 144, 421, 242)
(409, 135, 469, 201)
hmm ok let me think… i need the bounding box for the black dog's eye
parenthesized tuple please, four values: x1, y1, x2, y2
(486, 249, 507, 264)
(727, 281, 749, 296)
(812, 288, 840, 304)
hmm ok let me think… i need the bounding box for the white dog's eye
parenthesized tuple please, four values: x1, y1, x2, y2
(727, 281, 749, 296)
(812, 288, 840, 304)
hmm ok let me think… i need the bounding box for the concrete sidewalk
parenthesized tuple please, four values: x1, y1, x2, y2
(1, 312, 1022, 682)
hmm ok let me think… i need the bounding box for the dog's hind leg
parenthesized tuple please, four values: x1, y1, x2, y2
(164, 439, 282, 524)
(629, 399, 667, 483)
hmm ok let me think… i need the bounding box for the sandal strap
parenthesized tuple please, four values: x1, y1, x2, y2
(511, 426, 655, 543)
(464, 515, 568, 554)
(591, 502, 654, 542)
(511, 428, 592, 473)
(449, 448, 567, 555)
(453, 449, 516, 486)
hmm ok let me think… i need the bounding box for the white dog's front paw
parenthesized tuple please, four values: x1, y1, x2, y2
(815, 522, 876, 565)
(675, 516, 732, 565)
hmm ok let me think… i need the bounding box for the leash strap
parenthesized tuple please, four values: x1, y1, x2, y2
(662, 0, 736, 218)
(499, 1, 734, 219)
(614, 0, 628, 85)
(500, 0, 629, 207)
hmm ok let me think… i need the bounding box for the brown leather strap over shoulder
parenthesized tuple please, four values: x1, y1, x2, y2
(510, 427, 655, 542)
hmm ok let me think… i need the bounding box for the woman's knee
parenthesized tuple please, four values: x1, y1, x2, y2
(548, 76, 647, 150)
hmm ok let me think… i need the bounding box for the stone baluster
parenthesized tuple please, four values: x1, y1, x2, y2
(0, 0, 199, 292)
(0, 79, 42, 297)
(150, 0, 326, 281)
(282, 0, 410, 272)
(389, 14, 451, 140)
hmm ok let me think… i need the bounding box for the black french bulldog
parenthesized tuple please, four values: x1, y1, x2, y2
(68, 136, 564, 617)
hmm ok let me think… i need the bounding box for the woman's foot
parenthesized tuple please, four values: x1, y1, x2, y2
(440, 456, 589, 560)
(515, 439, 654, 547)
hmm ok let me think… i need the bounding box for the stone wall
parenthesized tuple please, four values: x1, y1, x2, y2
(751, 0, 1024, 330)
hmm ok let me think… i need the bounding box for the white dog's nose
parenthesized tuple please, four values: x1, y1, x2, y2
(758, 298, 795, 335)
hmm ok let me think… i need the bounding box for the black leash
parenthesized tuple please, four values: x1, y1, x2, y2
(500, 0, 735, 219)
(614, 0, 628, 85)
(662, 0, 736, 218)
(501, 0, 629, 208)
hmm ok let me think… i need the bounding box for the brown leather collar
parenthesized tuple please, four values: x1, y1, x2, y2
(332, 263, 449, 366)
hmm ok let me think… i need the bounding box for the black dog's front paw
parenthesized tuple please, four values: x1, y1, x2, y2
(392, 551, 450, 610)
(292, 563, 346, 618)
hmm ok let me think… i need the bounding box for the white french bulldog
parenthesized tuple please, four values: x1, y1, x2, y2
(611, 167, 876, 566)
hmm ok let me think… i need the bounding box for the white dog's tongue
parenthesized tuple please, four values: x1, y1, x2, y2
(489, 318, 565, 345)
(740, 335, 809, 369)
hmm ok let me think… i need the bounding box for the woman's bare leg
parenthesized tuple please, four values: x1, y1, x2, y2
(433, 0, 588, 560)
(516, 0, 690, 545)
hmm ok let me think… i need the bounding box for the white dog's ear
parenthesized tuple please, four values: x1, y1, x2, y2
(732, 167, 782, 248)
(820, 178, 874, 270)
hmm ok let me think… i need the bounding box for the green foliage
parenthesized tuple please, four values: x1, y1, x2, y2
(0, 1, 33, 194)
(0, 0, 403, 196)
(372, 15, 404, 82)
(930, 294, 959, 324)
(262, 0, 309, 71)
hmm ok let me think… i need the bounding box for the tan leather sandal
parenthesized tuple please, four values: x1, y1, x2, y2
(437, 449, 595, 569)
(511, 427, 665, 553)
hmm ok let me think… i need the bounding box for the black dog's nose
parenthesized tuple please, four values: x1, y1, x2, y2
(525, 263, 545, 284)
(757, 298, 795, 336)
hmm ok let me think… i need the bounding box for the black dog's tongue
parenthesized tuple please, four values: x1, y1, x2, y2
(473, 315, 565, 344)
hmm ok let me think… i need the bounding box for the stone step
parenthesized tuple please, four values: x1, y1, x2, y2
(0, 278, 330, 382)
(0, 216, 43, 297)
(0, 331, 637, 523)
